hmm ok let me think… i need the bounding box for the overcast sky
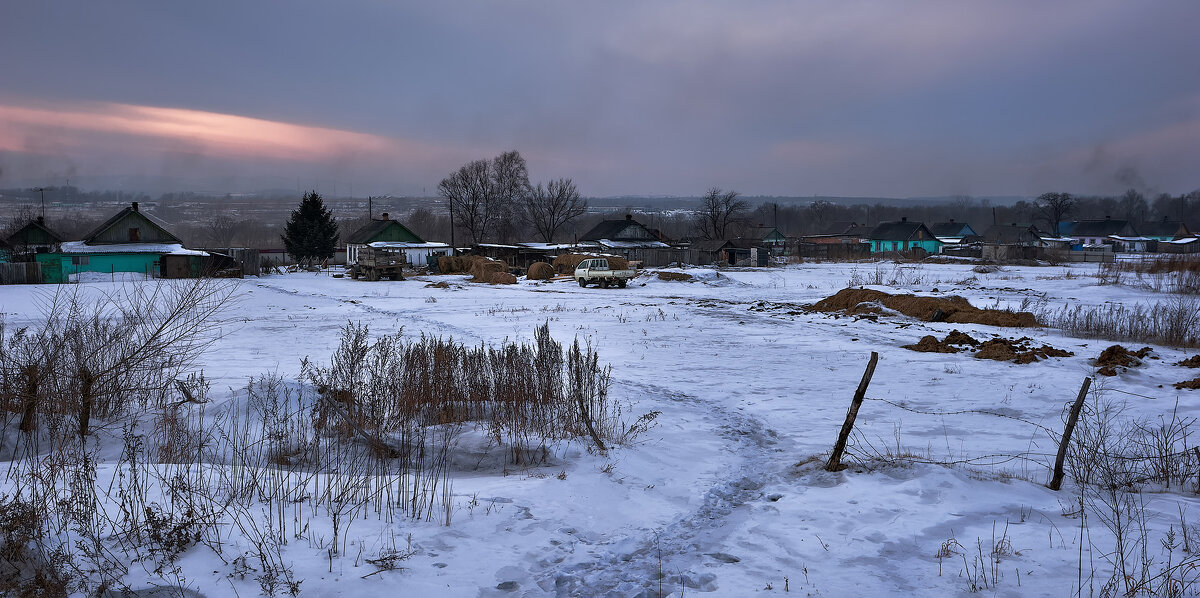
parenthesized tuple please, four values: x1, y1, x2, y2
(1, 1, 1197, 198)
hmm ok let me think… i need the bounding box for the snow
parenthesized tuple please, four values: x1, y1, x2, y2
(2, 261, 1199, 596)
(60, 240, 209, 256)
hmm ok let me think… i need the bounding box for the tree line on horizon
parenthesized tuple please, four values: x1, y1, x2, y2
(2, 182, 1197, 254)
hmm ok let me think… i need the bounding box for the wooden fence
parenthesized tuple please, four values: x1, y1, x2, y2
(0, 262, 44, 284)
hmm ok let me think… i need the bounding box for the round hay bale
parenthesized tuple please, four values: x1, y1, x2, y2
(490, 271, 517, 284)
(527, 262, 554, 280)
(470, 258, 507, 282)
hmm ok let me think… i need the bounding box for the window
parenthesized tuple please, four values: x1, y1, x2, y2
(129, 227, 140, 242)
(71, 255, 89, 266)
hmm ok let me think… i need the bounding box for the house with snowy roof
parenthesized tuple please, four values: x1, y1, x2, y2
(1137, 217, 1191, 242)
(345, 213, 449, 270)
(35, 202, 216, 283)
(577, 214, 669, 261)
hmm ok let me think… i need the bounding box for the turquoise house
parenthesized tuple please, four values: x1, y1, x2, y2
(36, 202, 206, 283)
(867, 219, 943, 255)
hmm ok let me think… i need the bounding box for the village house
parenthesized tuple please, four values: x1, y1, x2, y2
(928, 220, 980, 244)
(980, 223, 1044, 246)
(5, 216, 64, 258)
(35, 202, 218, 283)
(1137, 217, 1192, 242)
(867, 218, 942, 255)
(1058, 218, 1138, 248)
(345, 213, 450, 270)
(578, 214, 670, 262)
(738, 225, 787, 251)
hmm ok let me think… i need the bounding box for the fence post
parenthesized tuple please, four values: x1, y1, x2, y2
(1049, 377, 1092, 491)
(825, 352, 879, 472)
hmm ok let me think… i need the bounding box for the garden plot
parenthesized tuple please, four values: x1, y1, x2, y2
(1, 260, 1199, 597)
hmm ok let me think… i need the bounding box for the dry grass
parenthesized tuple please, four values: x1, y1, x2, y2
(1037, 296, 1200, 348)
(1098, 256, 1200, 294)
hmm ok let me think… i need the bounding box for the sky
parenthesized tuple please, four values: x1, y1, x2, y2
(1, 1, 1198, 198)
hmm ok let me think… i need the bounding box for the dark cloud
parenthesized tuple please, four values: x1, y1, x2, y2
(0, 1, 1197, 196)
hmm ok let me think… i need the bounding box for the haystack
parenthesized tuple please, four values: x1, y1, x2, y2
(813, 288, 1040, 328)
(490, 272, 517, 284)
(526, 262, 555, 280)
(436, 255, 478, 275)
(657, 271, 693, 282)
(470, 258, 507, 282)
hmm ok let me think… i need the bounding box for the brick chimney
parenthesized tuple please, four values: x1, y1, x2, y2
(901, 216, 907, 222)
(625, 214, 633, 221)
(381, 212, 389, 220)
(132, 201, 139, 212)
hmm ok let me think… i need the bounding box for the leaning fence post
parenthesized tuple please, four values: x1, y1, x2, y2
(1049, 377, 1092, 491)
(825, 351, 879, 472)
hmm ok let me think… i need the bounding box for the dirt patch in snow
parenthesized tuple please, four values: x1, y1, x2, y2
(425, 281, 450, 289)
(902, 330, 981, 353)
(902, 330, 1071, 363)
(657, 271, 694, 282)
(1093, 345, 1153, 376)
(975, 338, 1074, 364)
(1176, 355, 1200, 368)
(1175, 377, 1200, 390)
(813, 288, 1040, 327)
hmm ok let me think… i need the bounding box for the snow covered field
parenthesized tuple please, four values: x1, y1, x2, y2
(2, 261, 1199, 597)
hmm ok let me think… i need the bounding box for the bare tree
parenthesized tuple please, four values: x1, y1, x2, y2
(523, 178, 587, 242)
(1118, 189, 1147, 225)
(204, 214, 240, 251)
(1034, 192, 1075, 237)
(438, 159, 494, 244)
(694, 187, 749, 240)
(438, 150, 532, 244)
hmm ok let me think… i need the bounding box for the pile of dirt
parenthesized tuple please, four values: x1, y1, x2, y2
(526, 262, 555, 280)
(974, 337, 1075, 364)
(1175, 378, 1200, 390)
(1093, 345, 1153, 376)
(1176, 355, 1200, 368)
(551, 254, 630, 275)
(425, 281, 450, 289)
(657, 271, 693, 282)
(903, 335, 961, 353)
(902, 329, 980, 353)
(812, 288, 1040, 328)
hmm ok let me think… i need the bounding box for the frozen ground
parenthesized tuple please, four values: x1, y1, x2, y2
(2, 261, 1199, 597)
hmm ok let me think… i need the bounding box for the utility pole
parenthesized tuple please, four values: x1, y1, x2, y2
(449, 199, 456, 256)
(368, 196, 373, 220)
(35, 187, 46, 219)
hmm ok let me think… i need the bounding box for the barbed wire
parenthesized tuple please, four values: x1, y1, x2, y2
(862, 396, 1059, 436)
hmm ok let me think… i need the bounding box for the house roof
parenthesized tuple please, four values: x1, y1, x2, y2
(83, 204, 181, 244)
(740, 226, 784, 241)
(868, 220, 935, 241)
(579, 216, 657, 242)
(1138, 219, 1190, 238)
(6, 217, 64, 246)
(1061, 219, 1135, 238)
(60, 241, 207, 256)
(982, 224, 1042, 244)
(928, 221, 977, 238)
(692, 239, 733, 252)
(822, 221, 857, 235)
(347, 218, 424, 245)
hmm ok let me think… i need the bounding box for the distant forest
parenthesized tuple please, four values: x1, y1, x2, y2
(1, 186, 1196, 249)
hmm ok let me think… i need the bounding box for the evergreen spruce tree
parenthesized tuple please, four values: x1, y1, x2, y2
(281, 191, 339, 267)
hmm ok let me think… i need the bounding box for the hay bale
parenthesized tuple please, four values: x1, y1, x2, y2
(490, 271, 517, 284)
(470, 258, 507, 282)
(526, 262, 554, 280)
(436, 255, 478, 274)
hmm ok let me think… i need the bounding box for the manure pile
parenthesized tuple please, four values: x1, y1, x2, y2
(903, 330, 1072, 364)
(813, 288, 1040, 327)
